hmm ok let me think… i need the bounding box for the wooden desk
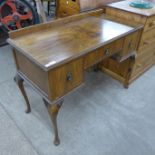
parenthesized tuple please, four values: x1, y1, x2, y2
(8, 10, 142, 145)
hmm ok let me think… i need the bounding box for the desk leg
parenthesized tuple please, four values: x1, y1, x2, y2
(15, 74, 31, 113)
(124, 55, 136, 89)
(43, 99, 63, 146)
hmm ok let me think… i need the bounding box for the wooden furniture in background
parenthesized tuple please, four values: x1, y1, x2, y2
(56, 0, 121, 18)
(8, 10, 142, 145)
(100, 1, 155, 87)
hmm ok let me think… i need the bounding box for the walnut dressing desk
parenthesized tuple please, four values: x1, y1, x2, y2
(8, 11, 142, 145)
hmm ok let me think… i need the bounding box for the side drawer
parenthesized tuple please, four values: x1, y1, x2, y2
(132, 48, 154, 76)
(139, 28, 155, 51)
(118, 31, 141, 60)
(144, 15, 155, 32)
(48, 58, 84, 100)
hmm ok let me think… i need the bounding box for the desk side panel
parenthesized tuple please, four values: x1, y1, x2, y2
(14, 50, 49, 96)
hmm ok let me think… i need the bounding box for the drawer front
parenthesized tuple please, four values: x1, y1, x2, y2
(84, 48, 103, 69)
(103, 38, 124, 58)
(84, 38, 124, 69)
(139, 28, 155, 51)
(119, 31, 140, 59)
(49, 58, 84, 100)
(144, 15, 155, 32)
(132, 48, 154, 76)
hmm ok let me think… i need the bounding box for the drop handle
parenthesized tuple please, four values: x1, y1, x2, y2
(66, 73, 73, 81)
(143, 41, 151, 45)
(63, 12, 67, 15)
(104, 48, 110, 56)
(128, 41, 133, 49)
(149, 21, 155, 27)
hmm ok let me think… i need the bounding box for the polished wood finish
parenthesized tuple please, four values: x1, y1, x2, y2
(8, 11, 142, 145)
(101, 1, 155, 85)
(8, 15, 138, 71)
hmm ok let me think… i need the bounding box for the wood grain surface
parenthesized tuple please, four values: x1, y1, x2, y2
(8, 15, 137, 71)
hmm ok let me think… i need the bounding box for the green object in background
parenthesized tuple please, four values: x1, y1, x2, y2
(129, 0, 154, 9)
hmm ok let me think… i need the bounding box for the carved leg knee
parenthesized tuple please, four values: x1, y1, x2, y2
(43, 99, 63, 146)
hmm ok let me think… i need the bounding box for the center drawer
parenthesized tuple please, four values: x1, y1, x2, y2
(84, 38, 124, 69)
(48, 58, 84, 100)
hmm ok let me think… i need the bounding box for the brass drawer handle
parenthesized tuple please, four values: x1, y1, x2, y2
(104, 48, 110, 56)
(66, 73, 73, 81)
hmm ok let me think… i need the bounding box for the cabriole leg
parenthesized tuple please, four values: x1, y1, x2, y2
(15, 73, 31, 113)
(43, 99, 63, 146)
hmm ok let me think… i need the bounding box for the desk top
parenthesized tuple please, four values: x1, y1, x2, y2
(8, 13, 140, 71)
(107, 1, 155, 17)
